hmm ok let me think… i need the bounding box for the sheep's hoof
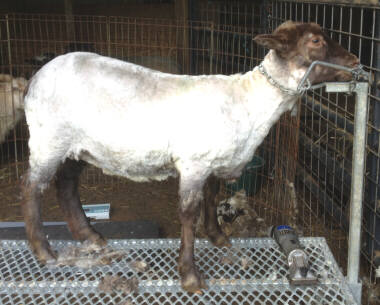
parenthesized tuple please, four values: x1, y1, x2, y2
(180, 269, 208, 294)
(34, 244, 57, 264)
(208, 232, 231, 248)
(85, 232, 108, 249)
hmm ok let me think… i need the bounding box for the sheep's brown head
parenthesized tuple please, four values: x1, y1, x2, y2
(254, 21, 359, 84)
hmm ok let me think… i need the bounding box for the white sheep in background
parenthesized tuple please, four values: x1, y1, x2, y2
(21, 21, 359, 293)
(0, 74, 28, 143)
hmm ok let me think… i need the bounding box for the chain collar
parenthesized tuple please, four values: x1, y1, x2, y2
(258, 63, 300, 96)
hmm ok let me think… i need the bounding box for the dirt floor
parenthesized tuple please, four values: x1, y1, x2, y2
(0, 174, 272, 239)
(0, 174, 182, 238)
(0, 164, 341, 240)
(0, 158, 272, 239)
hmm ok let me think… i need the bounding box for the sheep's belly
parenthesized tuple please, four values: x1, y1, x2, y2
(79, 150, 178, 182)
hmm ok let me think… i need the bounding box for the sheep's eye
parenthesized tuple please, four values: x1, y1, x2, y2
(312, 38, 320, 43)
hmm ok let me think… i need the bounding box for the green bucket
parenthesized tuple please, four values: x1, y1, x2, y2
(225, 155, 265, 196)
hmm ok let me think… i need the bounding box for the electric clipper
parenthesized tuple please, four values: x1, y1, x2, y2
(270, 225, 318, 285)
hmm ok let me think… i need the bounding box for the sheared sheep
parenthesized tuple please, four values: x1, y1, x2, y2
(21, 21, 359, 293)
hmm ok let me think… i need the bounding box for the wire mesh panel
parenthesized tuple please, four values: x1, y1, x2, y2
(196, 1, 378, 303)
(0, 238, 358, 305)
(265, 0, 379, 303)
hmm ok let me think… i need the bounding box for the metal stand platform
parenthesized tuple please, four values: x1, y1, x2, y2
(0, 238, 359, 305)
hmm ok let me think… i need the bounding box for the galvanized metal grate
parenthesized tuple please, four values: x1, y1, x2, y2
(0, 238, 358, 305)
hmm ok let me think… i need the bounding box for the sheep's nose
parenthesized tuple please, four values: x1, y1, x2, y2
(350, 56, 360, 67)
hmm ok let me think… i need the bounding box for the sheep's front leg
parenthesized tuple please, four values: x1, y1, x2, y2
(203, 175, 231, 247)
(178, 179, 208, 293)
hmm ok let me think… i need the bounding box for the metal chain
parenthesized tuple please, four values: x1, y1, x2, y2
(258, 63, 301, 96)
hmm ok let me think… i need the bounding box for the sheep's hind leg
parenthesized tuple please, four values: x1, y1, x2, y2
(178, 178, 208, 293)
(21, 172, 57, 263)
(55, 159, 106, 247)
(203, 175, 231, 248)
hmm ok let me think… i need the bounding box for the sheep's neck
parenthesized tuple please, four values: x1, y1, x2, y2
(234, 50, 305, 157)
(260, 50, 307, 94)
(257, 63, 299, 96)
(240, 49, 305, 119)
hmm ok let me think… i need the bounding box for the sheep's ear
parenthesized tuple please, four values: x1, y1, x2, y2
(253, 34, 287, 51)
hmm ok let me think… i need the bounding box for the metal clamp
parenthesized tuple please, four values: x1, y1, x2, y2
(297, 61, 370, 93)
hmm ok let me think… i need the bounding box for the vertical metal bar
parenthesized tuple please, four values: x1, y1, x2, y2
(273, 0, 278, 29)
(330, 5, 334, 39)
(348, 7, 352, 52)
(189, 0, 200, 75)
(347, 82, 369, 284)
(322, 3, 326, 28)
(260, 0, 268, 66)
(338, 6, 342, 44)
(209, 23, 214, 74)
(367, 7, 380, 267)
(106, 17, 111, 57)
(315, 4, 318, 23)
(284, 1, 287, 20)
(5, 15, 19, 179)
(358, 8, 363, 60)
(64, 0, 75, 40)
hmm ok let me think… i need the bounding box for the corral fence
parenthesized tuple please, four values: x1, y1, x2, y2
(0, 0, 378, 304)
